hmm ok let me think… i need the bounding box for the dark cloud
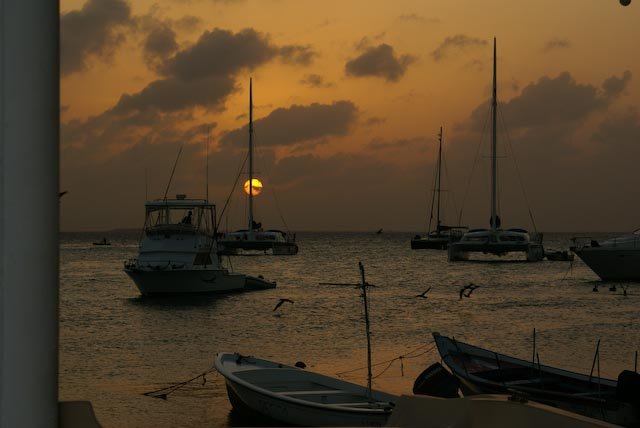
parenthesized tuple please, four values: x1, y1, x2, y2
(430, 35, 487, 61)
(61, 0, 132, 76)
(173, 15, 203, 33)
(221, 101, 358, 148)
(299, 74, 333, 88)
(345, 44, 416, 82)
(160, 28, 278, 80)
(143, 24, 179, 64)
(542, 37, 571, 52)
(602, 70, 632, 98)
(279, 45, 317, 66)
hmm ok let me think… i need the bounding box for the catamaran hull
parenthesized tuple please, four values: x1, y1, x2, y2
(218, 241, 298, 255)
(574, 249, 640, 281)
(411, 238, 449, 250)
(449, 243, 544, 261)
(124, 269, 275, 295)
(224, 379, 390, 427)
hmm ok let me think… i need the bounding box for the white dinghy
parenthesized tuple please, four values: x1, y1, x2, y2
(214, 353, 396, 427)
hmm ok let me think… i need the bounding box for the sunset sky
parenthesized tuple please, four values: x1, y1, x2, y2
(60, 0, 640, 232)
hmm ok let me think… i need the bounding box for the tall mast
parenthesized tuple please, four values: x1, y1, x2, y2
(248, 78, 254, 230)
(436, 126, 443, 232)
(490, 37, 498, 232)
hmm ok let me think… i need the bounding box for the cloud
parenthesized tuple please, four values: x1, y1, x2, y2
(364, 116, 386, 126)
(143, 24, 179, 64)
(430, 35, 487, 61)
(61, 0, 132, 76)
(345, 44, 416, 82)
(542, 37, 571, 52)
(299, 74, 333, 88)
(279, 45, 318, 66)
(159, 28, 278, 80)
(602, 70, 632, 98)
(220, 101, 358, 148)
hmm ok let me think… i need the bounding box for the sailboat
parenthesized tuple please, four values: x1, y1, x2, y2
(411, 127, 467, 250)
(217, 79, 298, 256)
(448, 38, 544, 262)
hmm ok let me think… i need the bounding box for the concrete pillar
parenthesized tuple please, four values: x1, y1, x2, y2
(1, 1, 59, 426)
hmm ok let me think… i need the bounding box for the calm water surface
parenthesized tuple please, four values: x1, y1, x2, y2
(59, 232, 640, 427)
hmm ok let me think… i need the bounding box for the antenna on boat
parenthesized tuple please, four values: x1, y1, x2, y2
(358, 261, 374, 401)
(163, 145, 183, 201)
(436, 127, 443, 232)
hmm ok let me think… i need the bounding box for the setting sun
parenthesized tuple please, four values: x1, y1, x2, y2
(243, 178, 263, 196)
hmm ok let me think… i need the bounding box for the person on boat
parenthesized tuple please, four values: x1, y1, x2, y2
(181, 210, 192, 225)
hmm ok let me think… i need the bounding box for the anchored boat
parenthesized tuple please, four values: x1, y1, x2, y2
(572, 232, 640, 281)
(411, 127, 467, 250)
(123, 195, 275, 295)
(218, 79, 298, 256)
(448, 38, 543, 262)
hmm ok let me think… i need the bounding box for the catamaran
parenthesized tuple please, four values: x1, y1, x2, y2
(217, 79, 298, 256)
(448, 38, 543, 262)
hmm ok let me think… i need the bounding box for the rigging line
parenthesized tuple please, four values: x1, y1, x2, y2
(163, 145, 183, 200)
(427, 147, 440, 232)
(270, 187, 291, 233)
(441, 149, 461, 226)
(458, 106, 491, 226)
(334, 342, 435, 376)
(498, 107, 538, 232)
(217, 150, 250, 228)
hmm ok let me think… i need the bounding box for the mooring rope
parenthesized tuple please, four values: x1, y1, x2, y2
(142, 363, 217, 400)
(335, 341, 436, 378)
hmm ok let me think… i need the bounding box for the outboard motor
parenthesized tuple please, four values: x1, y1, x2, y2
(617, 370, 640, 404)
(413, 362, 460, 398)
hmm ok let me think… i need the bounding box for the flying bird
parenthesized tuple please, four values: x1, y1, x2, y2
(414, 287, 432, 298)
(273, 298, 294, 311)
(459, 283, 480, 300)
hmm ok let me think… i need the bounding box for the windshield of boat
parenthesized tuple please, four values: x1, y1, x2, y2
(144, 205, 216, 235)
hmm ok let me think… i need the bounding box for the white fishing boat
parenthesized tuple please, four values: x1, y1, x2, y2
(218, 79, 298, 256)
(214, 353, 396, 427)
(123, 195, 276, 295)
(411, 127, 467, 250)
(448, 38, 543, 262)
(572, 231, 640, 281)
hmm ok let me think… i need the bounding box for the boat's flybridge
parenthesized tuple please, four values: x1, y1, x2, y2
(144, 196, 216, 238)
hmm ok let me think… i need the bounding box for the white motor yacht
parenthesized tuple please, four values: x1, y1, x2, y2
(572, 231, 640, 281)
(124, 195, 276, 295)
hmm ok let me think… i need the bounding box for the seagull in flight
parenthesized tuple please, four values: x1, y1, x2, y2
(273, 298, 294, 311)
(414, 287, 432, 298)
(459, 283, 480, 300)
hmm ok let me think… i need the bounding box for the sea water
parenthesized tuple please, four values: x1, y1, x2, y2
(59, 231, 640, 427)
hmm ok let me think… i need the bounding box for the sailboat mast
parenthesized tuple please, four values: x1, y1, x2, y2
(490, 37, 498, 233)
(358, 262, 373, 400)
(248, 78, 254, 230)
(436, 127, 443, 232)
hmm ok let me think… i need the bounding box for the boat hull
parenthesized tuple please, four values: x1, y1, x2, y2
(124, 269, 274, 295)
(432, 333, 640, 427)
(574, 248, 640, 281)
(224, 377, 390, 427)
(411, 238, 448, 250)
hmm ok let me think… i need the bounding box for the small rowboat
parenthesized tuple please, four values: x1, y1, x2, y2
(432, 332, 640, 427)
(214, 353, 396, 427)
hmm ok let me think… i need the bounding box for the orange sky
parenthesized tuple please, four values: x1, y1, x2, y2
(60, 0, 640, 232)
